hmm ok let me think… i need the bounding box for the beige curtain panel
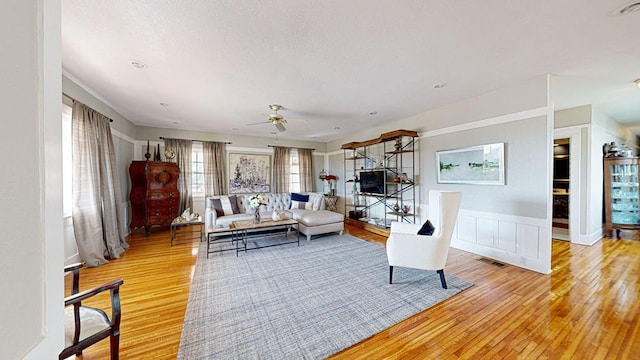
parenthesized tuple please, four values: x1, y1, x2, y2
(297, 148, 314, 192)
(272, 146, 291, 193)
(72, 101, 128, 267)
(164, 138, 193, 213)
(203, 141, 227, 197)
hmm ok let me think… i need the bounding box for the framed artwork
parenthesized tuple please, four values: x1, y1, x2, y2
(436, 143, 505, 185)
(228, 153, 271, 194)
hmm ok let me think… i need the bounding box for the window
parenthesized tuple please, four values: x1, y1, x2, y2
(62, 104, 72, 217)
(289, 148, 300, 193)
(192, 142, 204, 195)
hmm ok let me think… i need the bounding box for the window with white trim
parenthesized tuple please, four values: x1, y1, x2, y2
(289, 148, 300, 193)
(192, 142, 205, 195)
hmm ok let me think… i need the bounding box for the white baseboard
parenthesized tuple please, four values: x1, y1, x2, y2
(65, 253, 81, 265)
(578, 228, 603, 246)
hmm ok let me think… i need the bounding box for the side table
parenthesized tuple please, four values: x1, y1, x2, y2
(170, 216, 204, 246)
(325, 196, 339, 211)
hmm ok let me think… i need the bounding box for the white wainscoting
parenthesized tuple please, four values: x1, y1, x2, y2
(451, 209, 551, 274)
(192, 196, 206, 219)
(63, 216, 80, 264)
(121, 201, 130, 237)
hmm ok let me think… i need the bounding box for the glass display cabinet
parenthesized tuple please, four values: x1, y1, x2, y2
(603, 157, 640, 237)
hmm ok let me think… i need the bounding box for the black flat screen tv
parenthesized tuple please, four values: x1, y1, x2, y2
(360, 170, 385, 194)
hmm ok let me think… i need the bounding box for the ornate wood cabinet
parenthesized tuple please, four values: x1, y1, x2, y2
(129, 161, 180, 235)
(603, 157, 640, 237)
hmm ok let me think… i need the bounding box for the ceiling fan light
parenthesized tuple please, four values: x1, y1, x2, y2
(635, 78, 640, 88)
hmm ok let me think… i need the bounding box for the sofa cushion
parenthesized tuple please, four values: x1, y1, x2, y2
(291, 209, 344, 226)
(291, 193, 312, 210)
(214, 212, 253, 227)
(307, 193, 324, 211)
(239, 193, 291, 213)
(211, 195, 240, 216)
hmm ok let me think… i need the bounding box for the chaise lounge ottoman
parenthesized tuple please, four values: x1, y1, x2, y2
(290, 209, 344, 241)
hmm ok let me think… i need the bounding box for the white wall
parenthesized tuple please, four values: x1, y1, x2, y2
(127, 127, 328, 228)
(0, 0, 64, 358)
(555, 105, 629, 245)
(329, 75, 552, 273)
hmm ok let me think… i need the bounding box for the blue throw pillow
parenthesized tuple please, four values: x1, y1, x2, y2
(417, 219, 435, 235)
(290, 193, 310, 209)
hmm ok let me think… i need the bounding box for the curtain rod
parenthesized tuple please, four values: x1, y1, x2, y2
(62, 92, 113, 122)
(159, 136, 231, 144)
(267, 145, 316, 150)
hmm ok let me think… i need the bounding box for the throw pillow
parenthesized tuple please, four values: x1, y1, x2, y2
(307, 193, 323, 211)
(290, 193, 310, 210)
(417, 219, 435, 236)
(211, 195, 240, 216)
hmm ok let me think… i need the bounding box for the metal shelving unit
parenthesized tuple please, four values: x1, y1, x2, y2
(341, 130, 418, 233)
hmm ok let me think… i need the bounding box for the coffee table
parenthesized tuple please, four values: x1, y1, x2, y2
(207, 218, 299, 257)
(170, 215, 204, 246)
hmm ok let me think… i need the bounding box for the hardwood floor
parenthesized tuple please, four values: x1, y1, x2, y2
(67, 226, 640, 359)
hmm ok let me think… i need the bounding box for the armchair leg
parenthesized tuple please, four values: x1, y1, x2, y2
(110, 334, 120, 360)
(437, 269, 447, 289)
(389, 266, 393, 284)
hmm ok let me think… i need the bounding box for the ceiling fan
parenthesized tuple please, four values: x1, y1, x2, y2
(247, 104, 289, 132)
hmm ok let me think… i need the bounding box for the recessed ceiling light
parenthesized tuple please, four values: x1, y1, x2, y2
(620, 2, 640, 14)
(433, 83, 447, 89)
(172, 121, 179, 124)
(160, 102, 169, 107)
(334, 127, 341, 130)
(232, 127, 239, 131)
(369, 112, 377, 115)
(129, 60, 148, 69)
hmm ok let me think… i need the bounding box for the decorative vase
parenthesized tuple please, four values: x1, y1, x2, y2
(253, 208, 261, 224)
(394, 138, 402, 150)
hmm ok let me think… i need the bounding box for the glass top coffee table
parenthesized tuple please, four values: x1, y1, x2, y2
(170, 215, 204, 246)
(207, 218, 299, 257)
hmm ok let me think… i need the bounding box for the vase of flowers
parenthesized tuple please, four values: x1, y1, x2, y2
(248, 193, 268, 223)
(324, 174, 337, 196)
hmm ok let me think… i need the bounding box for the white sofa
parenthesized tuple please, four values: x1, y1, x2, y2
(205, 193, 344, 240)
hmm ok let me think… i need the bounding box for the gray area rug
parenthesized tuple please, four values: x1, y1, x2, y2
(178, 233, 472, 359)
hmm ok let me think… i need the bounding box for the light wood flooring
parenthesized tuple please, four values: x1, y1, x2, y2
(67, 225, 640, 359)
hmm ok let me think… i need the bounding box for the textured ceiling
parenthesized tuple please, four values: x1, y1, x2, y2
(62, 0, 640, 142)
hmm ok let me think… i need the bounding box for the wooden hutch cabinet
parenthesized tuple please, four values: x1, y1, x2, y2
(603, 157, 640, 237)
(129, 161, 180, 235)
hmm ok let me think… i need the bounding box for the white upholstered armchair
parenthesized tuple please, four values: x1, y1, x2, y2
(386, 190, 462, 289)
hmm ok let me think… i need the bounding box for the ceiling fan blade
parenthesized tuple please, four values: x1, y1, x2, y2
(275, 122, 286, 132)
(246, 121, 269, 126)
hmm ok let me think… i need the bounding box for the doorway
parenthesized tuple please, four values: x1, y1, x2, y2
(553, 129, 581, 243)
(552, 138, 570, 240)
